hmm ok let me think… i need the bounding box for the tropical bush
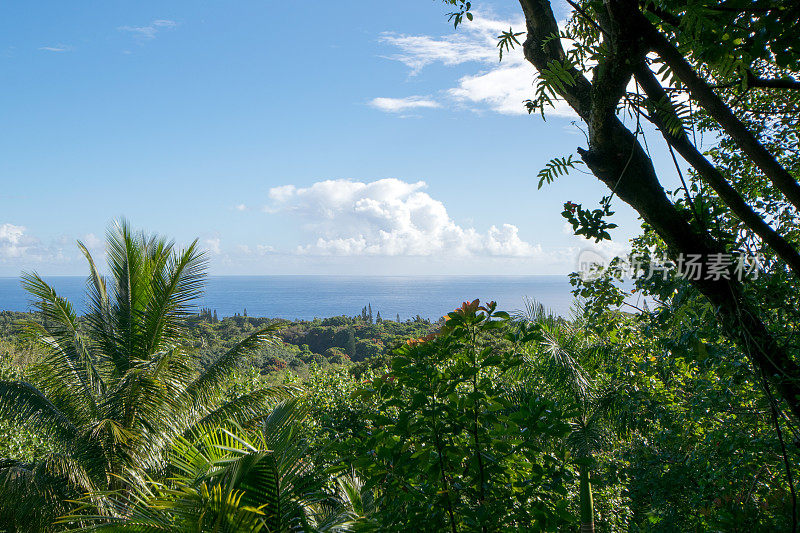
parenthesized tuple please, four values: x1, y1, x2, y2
(62, 400, 365, 532)
(0, 223, 290, 531)
(350, 300, 572, 531)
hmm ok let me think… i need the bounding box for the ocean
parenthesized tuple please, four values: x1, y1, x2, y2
(0, 275, 578, 321)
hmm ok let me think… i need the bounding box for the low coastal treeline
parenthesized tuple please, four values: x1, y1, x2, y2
(0, 224, 796, 532)
(2, 306, 436, 378)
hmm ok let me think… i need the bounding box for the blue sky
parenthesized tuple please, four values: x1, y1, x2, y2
(0, 0, 681, 276)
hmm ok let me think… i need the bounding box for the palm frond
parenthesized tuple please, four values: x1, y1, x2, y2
(587, 382, 639, 438)
(0, 380, 79, 443)
(261, 397, 308, 450)
(65, 410, 316, 532)
(142, 240, 206, 358)
(78, 240, 117, 386)
(513, 296, 551, 324)
(188, 386, 299, 434)
(0, 458, 80, 533)
(183, 323, 285, 407)
(332, 472, 378, 530)
(21, 273, 103, 410)
(565, 418, 607, 460)
(518, 325, 591, 408)
(1, 222, 312, 531)
(105, 220, 143, 374)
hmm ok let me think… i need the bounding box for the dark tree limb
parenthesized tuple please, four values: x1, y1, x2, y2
(516, 0, 800, 422)
(745, 72, 800, 91)
(634, 63, 800, 280)
(634, 12, 800, 211)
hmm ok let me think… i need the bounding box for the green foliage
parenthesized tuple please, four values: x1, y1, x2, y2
(0, 336, 50, 462)
(0, 222, 291, 531)
(561, 196, 618, 242)
(496, 28, 523, 62)
(537, 154, 580, 189)
(189, 314, 435, 375)
(538, 58, 577, 97)
(352, 300, 571, 531)
(443, 0, 472, 29)
(62, 403, 361, 532)
(17, 2, 794, 528)
(2, 222, 799, 531)
(566, 253, 798, 530)
(518, 301, 639, 530)
(643, 93, 693, 137)
(299, 365, 381, 473)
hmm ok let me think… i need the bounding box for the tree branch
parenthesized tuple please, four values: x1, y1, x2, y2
(634, 11, 800, 211)
(634, 63, 800, 280)
(516, 0, 800, 423)
(747, 73, 800, 90)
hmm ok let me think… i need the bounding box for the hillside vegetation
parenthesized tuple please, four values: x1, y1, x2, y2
(0, 225, 796, 531)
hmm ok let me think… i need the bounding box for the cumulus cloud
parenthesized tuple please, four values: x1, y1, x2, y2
(204, 237, 222, 255)
(265, 178, 541, 257)
(369, 96, 440, 113)
(119, 19, 176, 40)
(0, 223, 29, 258)
(376, 12, 575, 117)
(268, 185, 296, 203)
(0, 223, 71, 264)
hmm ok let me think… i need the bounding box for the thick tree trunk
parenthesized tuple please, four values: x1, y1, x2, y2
(516, 0, 800, 422)
(576, 112, 800, 424)
(579, 465, 595, 533)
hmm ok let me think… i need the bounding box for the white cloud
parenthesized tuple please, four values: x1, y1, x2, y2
(268, 185, 296, 203)
(0, 223, 29, 258)
(119, 19, 177, 40)
(236, 244, 275, 256)
(377, 12, 575, 117)
(204, 238, 222, 255)
(234, 203, 247, 211)
(369, 96, 440, 113)
(257, 244, 275, 255)
(448, 64, 538, 115)
(0, 223, 70, 264)
(379, 28, 496, 74)
(81, 233, 103, 249)
(39, 44, 72, 52)
(265, 178, 541, 257)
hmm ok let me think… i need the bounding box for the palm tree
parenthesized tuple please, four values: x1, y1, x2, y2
(515, 300, 629, 533)
(62, 401, 375, 532)
(0, 222, 291, 531)
(318, 472, 378, 533)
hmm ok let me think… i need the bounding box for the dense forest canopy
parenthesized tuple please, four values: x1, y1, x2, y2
(1, 0, 800, 531)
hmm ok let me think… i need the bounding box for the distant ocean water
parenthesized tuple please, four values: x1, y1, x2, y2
(0, 275, 578, 320)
